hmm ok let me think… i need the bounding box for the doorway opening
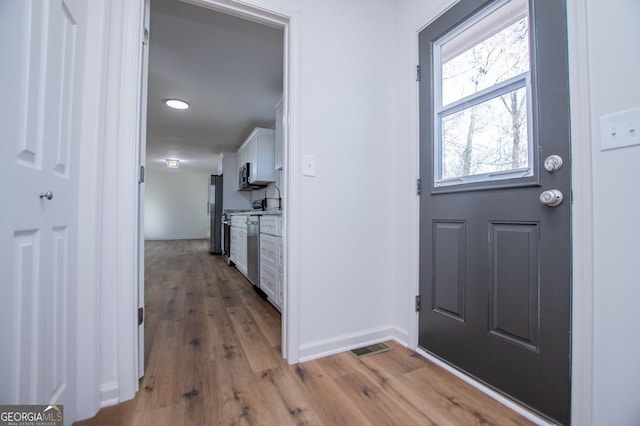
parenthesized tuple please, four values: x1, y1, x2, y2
(138, 0, 292, 379)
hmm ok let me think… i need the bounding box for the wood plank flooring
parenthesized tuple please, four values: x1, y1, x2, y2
(76, 239, 534, 426)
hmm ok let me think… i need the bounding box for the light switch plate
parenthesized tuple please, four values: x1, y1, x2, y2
(600, 107, 640, 151)
(303, 154, 316, 177)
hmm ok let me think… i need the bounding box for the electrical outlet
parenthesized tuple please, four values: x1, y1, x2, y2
(303, 154, 316, 177)
(600, 107, 640, 151)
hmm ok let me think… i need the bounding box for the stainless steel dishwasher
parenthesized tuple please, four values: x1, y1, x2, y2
(245, 216, 260, 287)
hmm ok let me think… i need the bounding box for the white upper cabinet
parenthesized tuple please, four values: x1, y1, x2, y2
(237, 127, 276, 185)
(274, 96, 284, 171)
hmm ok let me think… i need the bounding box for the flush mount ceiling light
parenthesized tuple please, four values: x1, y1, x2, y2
(164, 99, 189, 110)
(165, 159, 180, 168)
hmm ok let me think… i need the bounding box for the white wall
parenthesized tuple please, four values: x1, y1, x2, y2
(144, 168, 210, 240)
(292, 0, 397, 356)
(587, 1, 640, 424)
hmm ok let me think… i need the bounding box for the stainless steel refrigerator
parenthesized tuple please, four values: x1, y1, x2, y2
(208, 175, 223, 254)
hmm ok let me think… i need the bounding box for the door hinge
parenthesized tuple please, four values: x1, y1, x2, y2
(143, 28, 149, 46)
(139, 165, 145, 183)
(416, 178, 422, 196)
(415, 295, 422, 312)
(138, 307, 144, 325)
(416, 65, 421, 82)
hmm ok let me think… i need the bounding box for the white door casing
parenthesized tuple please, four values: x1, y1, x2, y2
(0, 0, 87, 416)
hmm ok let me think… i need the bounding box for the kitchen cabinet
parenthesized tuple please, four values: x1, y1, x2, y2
(260, 215, 283, 310)
(237, 127, 276, 185)
(259, 233, 279, 303)
(230, 215, 248, 277)
(274, 96, 283, 171)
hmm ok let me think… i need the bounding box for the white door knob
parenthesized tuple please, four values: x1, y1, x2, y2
(543, 155, 563, 172)
(539, 189, 563, 207)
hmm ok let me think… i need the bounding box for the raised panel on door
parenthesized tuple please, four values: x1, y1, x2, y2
(12, 230, 41, 401)
(488, 222, 540, 350)
(431, 221, 466, 322)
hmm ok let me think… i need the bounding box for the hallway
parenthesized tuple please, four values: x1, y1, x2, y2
(76, 239, 533, 425)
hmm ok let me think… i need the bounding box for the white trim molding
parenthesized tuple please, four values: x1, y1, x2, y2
(97, 0, 145, 407)
(566, 0, 594, 424)
(282, 16, 301, 364)
(75, 0, 109, 421)
(115, 0, 146, 402)
(299, 327, 409, 363)
(99, 381, 120, 408)
(106, 2, 300, 414)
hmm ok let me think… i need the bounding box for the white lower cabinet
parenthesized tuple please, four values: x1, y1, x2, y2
(260, 216, 282, 311)
(260, 254, 278, 303)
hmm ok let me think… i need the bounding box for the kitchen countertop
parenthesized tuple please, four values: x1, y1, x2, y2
(229, 210, 282, 216)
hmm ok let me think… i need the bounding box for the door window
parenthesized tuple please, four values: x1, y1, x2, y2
(434, 0, 532, 187)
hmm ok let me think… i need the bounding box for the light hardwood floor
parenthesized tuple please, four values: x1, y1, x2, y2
(76, 239, 533, 426)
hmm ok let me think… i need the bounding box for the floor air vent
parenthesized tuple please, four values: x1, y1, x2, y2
(350, 342, 391, 358)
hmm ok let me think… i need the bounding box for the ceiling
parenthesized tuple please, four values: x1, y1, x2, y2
(146, 0, 284, 173)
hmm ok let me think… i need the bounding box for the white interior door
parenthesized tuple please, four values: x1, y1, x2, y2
(0, 0, 88, 415)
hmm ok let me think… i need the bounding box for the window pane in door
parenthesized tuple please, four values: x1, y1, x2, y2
(440, 0, 529, 106)
(440, 86, 529, 180)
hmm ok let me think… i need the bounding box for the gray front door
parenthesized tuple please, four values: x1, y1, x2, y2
(418, 0, 571, 424)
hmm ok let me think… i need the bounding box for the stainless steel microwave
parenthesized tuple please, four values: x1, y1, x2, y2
(239, 162, 259, 190)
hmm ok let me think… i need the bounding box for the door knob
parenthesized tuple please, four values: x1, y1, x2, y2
(539, 189, 563, 207)
(543, 155, 563, 172)
(40, 191, 53, 200)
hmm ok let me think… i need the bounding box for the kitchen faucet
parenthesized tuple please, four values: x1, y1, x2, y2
(265, 183, 281, 210)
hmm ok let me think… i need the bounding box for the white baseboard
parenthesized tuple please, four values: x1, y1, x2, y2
(298, 326, 408, 362)
(415, 348, 554, 426)
(99, 381, 120, 408)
